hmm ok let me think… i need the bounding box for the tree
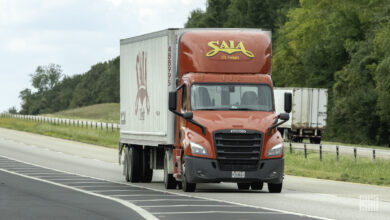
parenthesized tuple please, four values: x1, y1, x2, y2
(30, 63, 63, 92)
(7, 106, 17, 114)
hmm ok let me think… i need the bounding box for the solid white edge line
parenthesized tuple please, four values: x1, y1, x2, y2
(0, 155, 335, 220)
(0, 168, 158, 220)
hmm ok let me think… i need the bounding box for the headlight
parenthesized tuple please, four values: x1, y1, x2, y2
(268, 143, 283, 156)
(190, 141, 208, 156)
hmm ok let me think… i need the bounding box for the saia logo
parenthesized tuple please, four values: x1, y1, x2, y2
(206, 40, 254, 58)
(135, 51, 150, 119)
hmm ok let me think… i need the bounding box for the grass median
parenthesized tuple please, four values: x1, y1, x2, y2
(1, 117, 389, 187)
(0, 117, 118, 148)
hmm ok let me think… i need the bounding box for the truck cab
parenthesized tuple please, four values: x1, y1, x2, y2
(167, 31, 291, 192)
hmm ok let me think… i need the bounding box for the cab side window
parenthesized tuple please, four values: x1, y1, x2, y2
(181, 84, 187, 111)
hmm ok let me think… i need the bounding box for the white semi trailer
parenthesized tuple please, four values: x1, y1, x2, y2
(274, 88, 327, 144)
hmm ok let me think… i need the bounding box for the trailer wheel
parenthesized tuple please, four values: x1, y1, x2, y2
(237, 183, 251, 190)
(251, 182, 264, 190)
(268, 182, 282, 193)
(310, 137, 321, 144)
(141, 147, 153, 183)
(181, 161, 196, 192)
(164, 152, 177, 189)
(125, 146, 141, 182)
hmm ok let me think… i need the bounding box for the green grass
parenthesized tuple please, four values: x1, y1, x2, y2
(284, 147, 390, 186)
(45, 103, 119, 123)
(0, 117, 118, 148)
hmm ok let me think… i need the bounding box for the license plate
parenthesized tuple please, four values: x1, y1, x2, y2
(231, 171, 245, 178)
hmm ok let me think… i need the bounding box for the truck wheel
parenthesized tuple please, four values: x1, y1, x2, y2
(141, 147, 153, 183)
(251, 182, 263, 190)
(164, 152, 177, 189)
(237, 183, 251, 190)
(125, 146, 141, 182)
(182, 161, 196, 192)
(268, 182, 282, 193)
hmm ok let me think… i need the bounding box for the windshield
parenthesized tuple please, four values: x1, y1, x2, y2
(190, 84, 273, 111)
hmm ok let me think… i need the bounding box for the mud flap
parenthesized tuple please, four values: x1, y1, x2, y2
(118, 143, 125, 165)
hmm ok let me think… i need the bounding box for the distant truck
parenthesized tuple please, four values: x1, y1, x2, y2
(118, 28, 292, 193)
(274, 88, 327, 144)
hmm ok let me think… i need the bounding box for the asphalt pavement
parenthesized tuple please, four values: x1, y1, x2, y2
(0, 169, 144, 220)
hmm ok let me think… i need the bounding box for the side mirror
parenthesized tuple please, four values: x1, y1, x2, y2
(169, 92, 177, 111)
(278, 113, 289, 121)
(183, 112, 193, 120)
(284, 92, 292, 113)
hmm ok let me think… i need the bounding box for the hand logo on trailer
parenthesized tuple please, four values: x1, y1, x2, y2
(135, 51, 150, 118)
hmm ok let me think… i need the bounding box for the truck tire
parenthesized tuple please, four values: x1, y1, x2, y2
(310, 137, 321, 144)
(237, 183, 251, 190)
(164, 152, 177, 189)
(141, 147, 153, 183)
(251, 181, 264, 190)
(268, 182, 282, 193)
(182, 161, 196, 192)
(125, 146, 141, 182)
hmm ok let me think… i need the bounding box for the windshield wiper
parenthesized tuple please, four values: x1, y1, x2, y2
(233, 108, 258, 111)
(194, 108, 219, 111)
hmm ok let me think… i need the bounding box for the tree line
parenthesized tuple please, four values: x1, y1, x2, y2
(19, 57, 119, 115)
(17, 0, 390, 145)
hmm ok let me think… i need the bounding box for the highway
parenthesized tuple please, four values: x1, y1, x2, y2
(0, 127, 389, 220)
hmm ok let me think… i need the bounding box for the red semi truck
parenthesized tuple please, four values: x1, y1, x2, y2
(119, 28, 291, 192)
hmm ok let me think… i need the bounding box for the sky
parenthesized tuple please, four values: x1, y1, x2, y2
(0, 0, 206, 112)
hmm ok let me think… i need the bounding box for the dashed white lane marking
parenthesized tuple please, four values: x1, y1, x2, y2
(0, 155, 335, 220)
(2, 167, 46, 170)
(14, 172, 63, 175)
(151, 211, 280, 215)
(141, 205, 237, 208)
(0, 168, 158, 220)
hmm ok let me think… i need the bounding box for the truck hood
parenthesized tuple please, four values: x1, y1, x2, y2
(192, 111, 276, 135)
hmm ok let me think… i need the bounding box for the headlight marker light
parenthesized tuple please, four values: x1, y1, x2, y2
(190, 141, 209, 156)
(268, 143, 283, 157)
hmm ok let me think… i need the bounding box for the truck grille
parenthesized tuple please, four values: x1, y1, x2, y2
(214, 130, 262, 171)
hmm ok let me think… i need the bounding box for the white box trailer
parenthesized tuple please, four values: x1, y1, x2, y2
(120, 29, 177, 146)
(274, 88, 328, 143)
